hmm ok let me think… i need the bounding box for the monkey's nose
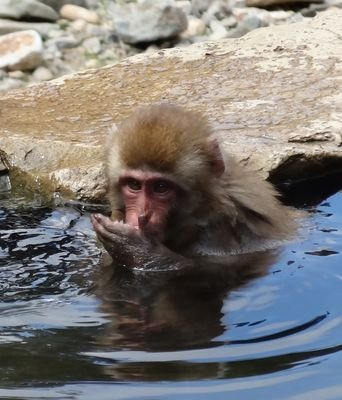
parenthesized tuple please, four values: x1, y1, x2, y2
(138, 214, 150, 228)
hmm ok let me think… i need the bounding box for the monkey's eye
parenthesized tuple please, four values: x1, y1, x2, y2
(153, 180, 171, 194)
(126, 178, 142, 191)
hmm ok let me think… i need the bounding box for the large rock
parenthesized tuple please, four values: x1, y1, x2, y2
(40, 0, 87, 11)
(0, 30, 43, 70)
(111, 0, 188, 44)
(0, 0, 58, 21)
(0, 19, 57, 37)
(0, 9, 342, 200)
(60, 4, 99, 24)
(246, 0, 321, 6)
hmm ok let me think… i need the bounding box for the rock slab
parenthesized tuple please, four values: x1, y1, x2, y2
(0, 0, 58, 21)
(0, 9, 341, 200)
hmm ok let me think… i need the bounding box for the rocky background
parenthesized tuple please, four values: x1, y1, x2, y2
(0, 0, 341, 92)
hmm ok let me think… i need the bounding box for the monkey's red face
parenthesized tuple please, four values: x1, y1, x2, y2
(119, 171, 178, 242)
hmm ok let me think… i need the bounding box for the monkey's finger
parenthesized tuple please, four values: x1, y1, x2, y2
(91, 214, 120, 242)
(91, 213, 112, 227)
(92, 213, 136, 235)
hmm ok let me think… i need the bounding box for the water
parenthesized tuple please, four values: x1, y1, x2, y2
(0, 186, 341, 400)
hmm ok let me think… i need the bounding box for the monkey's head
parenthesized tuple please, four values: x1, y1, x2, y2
(106, 104, 225, 242)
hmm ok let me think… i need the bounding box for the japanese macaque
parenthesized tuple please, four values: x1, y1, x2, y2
(91, 104, 296, 270)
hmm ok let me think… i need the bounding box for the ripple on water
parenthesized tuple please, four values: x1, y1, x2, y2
(0, 191, 341, 399)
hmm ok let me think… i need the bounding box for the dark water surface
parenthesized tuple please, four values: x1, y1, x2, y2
(0, 188, 341, 400)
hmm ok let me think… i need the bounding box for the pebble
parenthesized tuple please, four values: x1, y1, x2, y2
(0, 19, 57, 37)
(85, 59, 100, 69)
(7, 70, 25, 79)
(0, 30, 43, 71)
(60, 4, 99, 24)
(226, 15, 265, 38)
(32, 66, 54, 82)
(0, 77, 25, 91)
(70, 19, 87, 32)
(0, 0, 58, 21)
(221, 16, 238, 29)
(181, 16, 207, 38)
(209, 19, 228, 40)
(175, 1, 193, 14)
(83, 37, 101, 55)
(47, 36, 80, 50)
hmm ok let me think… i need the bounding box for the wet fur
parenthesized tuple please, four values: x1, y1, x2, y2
(105, 103, 295, 258)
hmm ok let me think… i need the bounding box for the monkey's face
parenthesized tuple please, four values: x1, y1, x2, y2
(119, 171, 179, 243)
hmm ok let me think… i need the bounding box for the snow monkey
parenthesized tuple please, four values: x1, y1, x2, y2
(91, 104, 295, 270)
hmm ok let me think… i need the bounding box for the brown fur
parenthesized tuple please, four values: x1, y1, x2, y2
(113, 104, 218, 187)
(119, 104, 210, 170)
(105, 103, 296, 256)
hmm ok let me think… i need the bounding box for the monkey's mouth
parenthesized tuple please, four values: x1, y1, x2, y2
(140, 225, 165, 243)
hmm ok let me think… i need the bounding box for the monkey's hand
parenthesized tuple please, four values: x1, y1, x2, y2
(91, 214, 189, 271)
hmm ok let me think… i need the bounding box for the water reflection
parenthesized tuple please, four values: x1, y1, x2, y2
(93, 251, 276, 352)
(0, 188, 341, 399)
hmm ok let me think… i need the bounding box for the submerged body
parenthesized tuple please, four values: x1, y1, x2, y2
(92, 104, 295, 270)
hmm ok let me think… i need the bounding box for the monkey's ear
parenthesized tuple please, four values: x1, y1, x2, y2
(207, 138, 225, 176)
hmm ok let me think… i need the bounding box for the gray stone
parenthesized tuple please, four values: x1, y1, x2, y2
(0, 77, 25, 91)
(226, 15, 266, 38)
(221, 16, 237, 29)
(43, 44, 62, 62)
(181, 15, 206, 38)
(82, 37, 101, 55)
(69, 19, 87, 33)
(7, 70, 25, 79)
(84, 23, 110, 38)
(202, 0, 231, 23)
(31, 66, 54, 81)
(0, 30, 43, 71)
(60, 4, 99, 24)
(175, 1, 192, 15)
(209, 19, 228, 40)
(47, 29, 65, 39)
(39, 0, 86, 11)
(43, 57, 73, 76)
(85, 0, 98, 8)
(46, 36, 80, 50)
(0, 172, 11, 193)
(110, 0, 188, 44)
(0, 0, 58, 21)
(0, 159, 7, 173)
(246, 0, 321, 7)
(191, 0, 213, 15)
(84, 59, 99, 69)
(0, 19, 57, 38)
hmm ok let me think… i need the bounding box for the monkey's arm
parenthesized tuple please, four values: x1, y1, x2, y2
(91, 214, 191, 271)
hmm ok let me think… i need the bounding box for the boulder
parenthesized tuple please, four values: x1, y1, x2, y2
(0, 9, 341, 200)
(0, 19, 57, 37)
(0, 30, 43, 71)
(110, 0, 188, 44)
(59, 4, 99, 24)
(0, 0, 58, 21)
